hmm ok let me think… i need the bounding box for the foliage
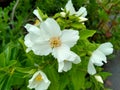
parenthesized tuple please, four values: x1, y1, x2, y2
(86, 0, 120, 50)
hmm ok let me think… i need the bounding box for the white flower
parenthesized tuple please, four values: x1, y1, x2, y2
(94, 75, 104, 84)
(58, 51, 81, 72)
(87, 42, 113, 75)
(24, 18, 81, 71)
(28, 71, 50, 90)
(61, 0, 88, 22)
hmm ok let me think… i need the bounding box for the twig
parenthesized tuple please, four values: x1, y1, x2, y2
(11, 0, 19, 28)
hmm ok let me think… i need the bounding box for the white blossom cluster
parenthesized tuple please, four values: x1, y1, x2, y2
(24, 0, 113, 89)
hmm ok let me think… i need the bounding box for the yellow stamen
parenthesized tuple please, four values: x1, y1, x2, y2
(34, 19, 40, 26)
(49, 37, 61, 48)
(35, 74, 43, 82)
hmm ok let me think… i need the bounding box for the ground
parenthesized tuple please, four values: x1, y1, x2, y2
(105, 51, 120, 90)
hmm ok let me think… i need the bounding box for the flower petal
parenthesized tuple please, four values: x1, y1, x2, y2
(63, 51, 81, 63)
(76, 7, 87, 17)
(32, 41, 52, 56)
(24, 24, 41, 34)
(24, 23, 51, 55)
(58, 61, 73, 72)
(24, 34, 33, 52)
(97, 42, 113, 55)
(28, 79, 38, 89)
(61, 30, 79, 48)
(52, 44, 70, 62)
(70, 52, 81, 64)
(65, 0, 76, 15)
(40, 18, 61, 37)
(58, 62, 64, 72)
(33, 9, 43, 21)
(28, 30, 49, 44)
(35, 81, 50, 90)
(62, 61, 72, 72)
(35, 71, 51, 90)
(91, 50, 107, 66)
(87, 60, 96, 75)
(24, 24, 47, 42)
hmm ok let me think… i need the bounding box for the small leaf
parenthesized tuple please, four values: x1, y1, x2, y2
(85, 81, 92, 88)
(44, 65, 59, 90)
(70, 66, 86, 90)
(71, 23, 86, 29)
(4, 75, 13, 90)
(80, 30, 96, 40)
(0, 75, 6, 90)
(99, 72, 112, 80)
(16, 67, 36, 74)
(53, 13, 61, 19)
(0, 53, 6, 67)
(37, 7, 48, 20)
(7, 60, 17, 67)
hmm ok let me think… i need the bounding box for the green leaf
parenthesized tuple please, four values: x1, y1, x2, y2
(59, 74, 69, 90)
(4, 43, 12, 62)
(70, 67, 86, 90)
(11, 73, 25, 88)
(98, 9, 109, 21)
(7, 60, 17, 67)
(71, 22, 86, 30)
(80, 30, 96, 40)
(44, 65, 59, 90)
(16, 67, 36, 74)
(37, 7, 48, 20)
(53, 13, 61, 19)
(99, 72, 112, 80)
(0, 75, 6, 90)
(85, 81, 92, 88)
(0, 53, 6, 67)
(4, 75, 13, 90)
